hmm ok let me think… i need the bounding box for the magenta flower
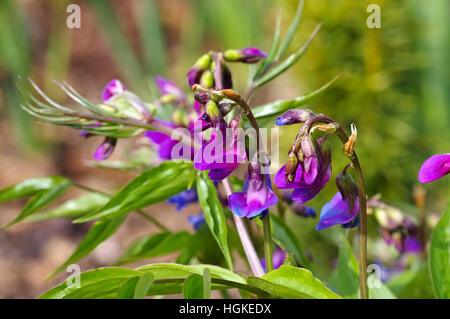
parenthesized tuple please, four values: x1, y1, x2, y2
(418, 153, 450, 183)
(316, 192, 359, 231)
(228, 162, 278, 218)
(187, 53, 212, 87)
(93, 137, 117, 161)
(274, 137, 332, 204)
(155, 76, 186, 104)
(224, 47, 267, 64)
(194, 121, 246, 181)
(260, 247, 286, 272)
(101, 79, 126, 101)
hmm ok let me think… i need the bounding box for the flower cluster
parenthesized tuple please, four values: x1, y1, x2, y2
(274, 109, 359, 230)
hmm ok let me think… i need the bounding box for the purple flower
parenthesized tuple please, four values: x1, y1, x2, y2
(167, 189, 198, 211)
(155, 76, 186, 104)
(228, 161, 278, 218)
(188, 213, 206, 231)
(316, 192, 359, 231)
(102, 79, 126, 101)
(275, 138, 331, 205)
(93, 137, 117, 161)
(194, 121, 246, 181)
(275, 109, 314, 126)
(145, 130, 193, 161)
(260, 247, 286, 272)
(224, 47, 267, 64)
(418, 153, 450, 183)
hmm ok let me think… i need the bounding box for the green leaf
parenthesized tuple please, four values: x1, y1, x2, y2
(247, 265, 340, 299)
(2, 177, 72, 228)
(196, 172, 233, 270)
(275, 0, 304, 60)
(39, 267, 142, 299)
(183, 274, 204, 299)
(136, 263, 246, 285)
(252, 73, 340, 120)
(429, 201, 450, 298)
(253, 23, 322, 88)
(134, 272, 154, 299)
(47, 214, 127, 279)
(337, 236, 396, 299)
(75, 162, 196, 222)
(0, 176, 70, 203)
(26, 193, 109, 222)
(254, 9, 281, 79)
(115, 231, 191, 264)
(116, 276, 140, 299)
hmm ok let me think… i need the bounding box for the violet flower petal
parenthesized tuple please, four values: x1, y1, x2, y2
(418, 153, 450, 183)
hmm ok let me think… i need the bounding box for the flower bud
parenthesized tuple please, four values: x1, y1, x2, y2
(285, 151, 299, 182)
(94, 137, 117, 161)
(102, 79, 126, 102)
(194, 92, 210, 105)
(205, 99, 222, 123)
(187, 53, 212, 86)
(276, 109, 314, 126)
(155, 76, 185, 104)
(200, 70, 214, 89)
(224, 47, 267, 64)
(335, 170, 359, 209)
(301, 134, 319, 185)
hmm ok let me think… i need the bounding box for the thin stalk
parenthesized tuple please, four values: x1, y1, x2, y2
(222, 178, 264, 277)
(73, 182, 169, 232)
(263, 215, 273, 272)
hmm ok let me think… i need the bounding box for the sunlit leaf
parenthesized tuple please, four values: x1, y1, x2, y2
(429, 201, 450, 299)
(75, 161, 196, 222)
(247, 265, 340, 299)
(196, 172, 233, 270)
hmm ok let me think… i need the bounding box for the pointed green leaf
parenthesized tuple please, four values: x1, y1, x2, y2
(75, 162, 196, 222)
(2, 178, 72, 228)
(0, 176, 69, 203)
(196, 172, 233, 270)
(254, 9, 281, 78)
(247, 265, 340, 299)
(429, 201, 450, 299)
(275, 0, 304, 60)
(26, 193, 109, 222)
(252, 73, 340, 120)
(253, 23, 321, 88)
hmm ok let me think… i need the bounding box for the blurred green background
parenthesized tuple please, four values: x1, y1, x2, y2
(0, 0, 448, 298)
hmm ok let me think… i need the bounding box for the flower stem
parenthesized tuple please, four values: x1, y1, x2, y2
(222, 178, 264, 277)
(305, 115, 369, 299)
(263, 215, 273, 272)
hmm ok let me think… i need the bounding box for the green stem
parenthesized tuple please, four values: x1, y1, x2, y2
(263, 214, 273, 272)
(73, 182, 169, 232)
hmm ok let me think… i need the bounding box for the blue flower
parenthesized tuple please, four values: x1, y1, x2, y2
(167, 189, 198, 211)
(188, 213, 206, 231)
